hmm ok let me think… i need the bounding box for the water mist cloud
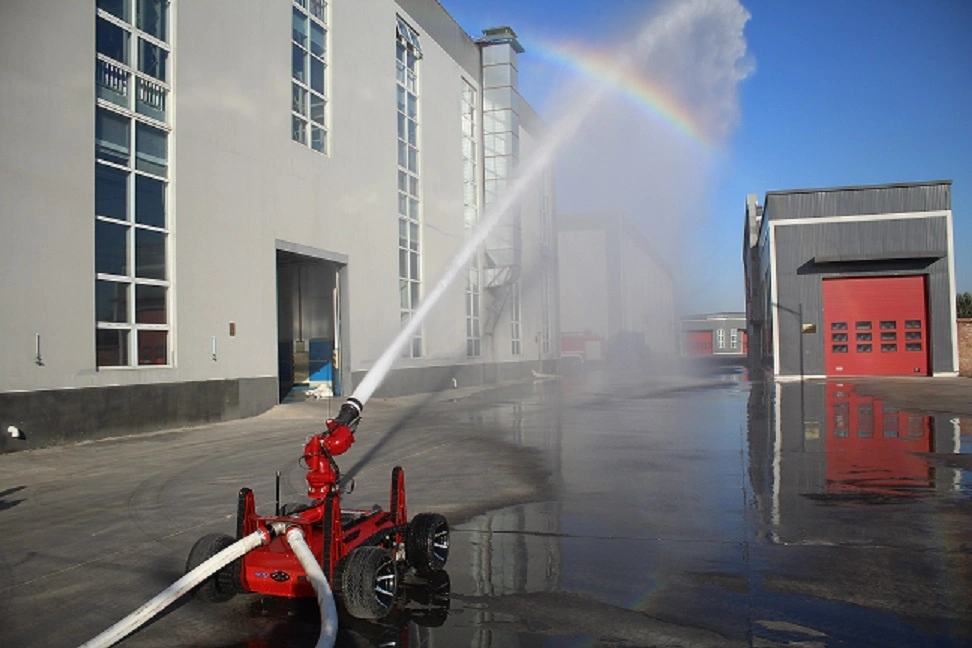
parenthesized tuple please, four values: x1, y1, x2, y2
(354, 0, 753, 402)
(546, 0, 753, 309)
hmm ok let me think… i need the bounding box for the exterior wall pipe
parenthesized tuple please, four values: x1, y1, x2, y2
(78, 529, 270, 648)
(286, 527, 338, 648)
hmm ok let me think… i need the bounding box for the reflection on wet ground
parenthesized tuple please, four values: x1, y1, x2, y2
(233, 369, 972, 647)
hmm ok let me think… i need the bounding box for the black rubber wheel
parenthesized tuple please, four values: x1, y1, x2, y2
(406, 513, 449, 573)
(339, 546, 398, 619)
(185, 533, 239, 603)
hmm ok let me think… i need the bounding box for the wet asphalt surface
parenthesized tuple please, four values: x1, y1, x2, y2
(1, 367, 970, 647)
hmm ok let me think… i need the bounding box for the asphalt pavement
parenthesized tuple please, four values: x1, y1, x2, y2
(1, 369, 969, 648)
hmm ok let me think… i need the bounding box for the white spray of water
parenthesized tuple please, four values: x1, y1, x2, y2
(352, 0, 742, 406)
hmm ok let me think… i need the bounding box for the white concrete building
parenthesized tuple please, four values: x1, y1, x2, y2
(0, 0, 558, 450)
(558, 213, 674, 365)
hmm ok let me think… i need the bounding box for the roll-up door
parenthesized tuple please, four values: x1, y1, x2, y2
(822, 276, 928, 376)
(684, 331, 713, 355)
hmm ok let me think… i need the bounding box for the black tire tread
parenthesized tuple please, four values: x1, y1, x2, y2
(406, 512, 449, 573)
(185, 533, 238, 603)
(340, 546, 396, 619)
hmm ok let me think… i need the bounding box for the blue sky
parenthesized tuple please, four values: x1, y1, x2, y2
(443, 0, 972, 313)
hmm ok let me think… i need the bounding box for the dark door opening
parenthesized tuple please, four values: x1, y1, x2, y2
(276, 250, 344, 402)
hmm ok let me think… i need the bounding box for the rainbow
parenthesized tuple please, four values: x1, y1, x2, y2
(530, 39, 714, 150)
(562, 577, 668, 648)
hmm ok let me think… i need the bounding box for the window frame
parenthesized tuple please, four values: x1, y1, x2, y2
(95, 0, 172, 369)
(511, 281, 522, 355)
(461, 79, 481, 357)
(291, 0, 329, 153)
(397, 18, 422, 358)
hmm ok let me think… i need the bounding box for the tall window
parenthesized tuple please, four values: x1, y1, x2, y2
(539, 173, 551, 355)
(462, 80, 481, 357)
(730, 328, 738, 349)
(466, 267, 481, 358)
(717, 328, 726, 350)
(511, 281, 522, 355)
(292, 0, 328, 152)
(541, 272, 551, 355)
(397, 18, 422, 357)
(95, 0, 171, 367)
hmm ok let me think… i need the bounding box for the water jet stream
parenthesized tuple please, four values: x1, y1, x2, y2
(352, 0, 718, 407)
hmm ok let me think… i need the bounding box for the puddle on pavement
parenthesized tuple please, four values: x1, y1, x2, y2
(752, 380, 972, 502)
(200, 373, 972, 647)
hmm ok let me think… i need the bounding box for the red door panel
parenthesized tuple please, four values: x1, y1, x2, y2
(684, 331, 713, 355)
(822, 276, 928, 376)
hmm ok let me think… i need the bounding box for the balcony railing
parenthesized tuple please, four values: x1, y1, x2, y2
(136, 77, 167, 122)
(96, 57, 130, 107)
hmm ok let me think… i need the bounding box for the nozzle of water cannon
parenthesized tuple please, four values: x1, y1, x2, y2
(330, 397, 363, 430)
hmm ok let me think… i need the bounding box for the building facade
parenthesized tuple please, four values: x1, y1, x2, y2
(743, 181, 958, 379)
(0, 0, 558, 450)
(558, 212, 675, 365)
(680, 313, 748, 358)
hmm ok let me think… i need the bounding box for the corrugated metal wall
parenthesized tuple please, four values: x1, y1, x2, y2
(773, 216, 953, 376)
(766, 182, 951, 220)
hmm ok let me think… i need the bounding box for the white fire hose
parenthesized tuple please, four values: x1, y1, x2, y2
(286, 527, 339, 648)
(78, 526, 337, 648)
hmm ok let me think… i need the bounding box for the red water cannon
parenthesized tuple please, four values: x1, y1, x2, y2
(303, 397, 363, 498)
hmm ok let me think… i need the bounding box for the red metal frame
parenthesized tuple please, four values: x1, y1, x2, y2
(236, 467, 408, 598)
(232, 407, 409, 598)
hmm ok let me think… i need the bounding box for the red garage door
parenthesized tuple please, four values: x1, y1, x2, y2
(684, 331, 713, 355)
(823, 276, 928, 376)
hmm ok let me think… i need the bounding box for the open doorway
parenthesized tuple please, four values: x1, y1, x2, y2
(276, 245, 347, 402)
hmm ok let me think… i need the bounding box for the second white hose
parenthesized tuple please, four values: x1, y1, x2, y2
(286, 527, 339, 648)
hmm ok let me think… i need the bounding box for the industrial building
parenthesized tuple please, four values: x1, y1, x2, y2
(558, 212, 675, 365)
(680, 312, 747, 358)
(743, 181, 959, 379)
(0, 0, 559, 450)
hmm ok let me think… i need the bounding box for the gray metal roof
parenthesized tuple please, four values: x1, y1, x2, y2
(763, 180, 951, 221)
